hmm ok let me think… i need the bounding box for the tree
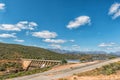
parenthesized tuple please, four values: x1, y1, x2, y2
(61, 59, 67, 64)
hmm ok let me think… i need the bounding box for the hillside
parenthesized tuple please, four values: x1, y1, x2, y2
(60, 61, 120, 80)
(0, 42, 77, 60)
(0, 42, 117, 60)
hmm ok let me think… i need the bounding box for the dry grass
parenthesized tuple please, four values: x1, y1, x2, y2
(74, 73, 120, 80)
(58, 61, 120, 80)
(61, 71, 120, 80)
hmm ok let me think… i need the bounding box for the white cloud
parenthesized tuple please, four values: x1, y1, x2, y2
(0, 33, 16, 38)
(72, 45, 80, 49)
(14, 39, 24, 42)
(16, 21, 38, 30)
(43, 39, 66, 44)
(106, 47, 113, 50)
(29, 22, 38, 27)
(0, 24, 20, 31)
(62, 45, 81, 51)
(106, 46, 120, 51)
(98, 42, 120, 51)
(49, 44, 61, 49)
(109, 2, 120, 19)
(0, 3, 5, 10)
(32, 30, 57, 39)
(0, 21, 38, 31)
(69, 40, 75, 42)
(67, 16, 91, 29)
(98, 42, 116, 47)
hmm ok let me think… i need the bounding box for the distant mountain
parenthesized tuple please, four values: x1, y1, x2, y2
(0, 42, 117, 60)
(81, 51, 107, 54)
(49, 49, 107, 54)
(110, 51, 120, 56)
(48, 48, 118, 60)
(48, 49, 76, 54)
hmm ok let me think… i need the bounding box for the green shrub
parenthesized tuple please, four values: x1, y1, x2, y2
(102, 68, 115, 75)
(0, 66, 6, 71)
(78, 61, 120, 76)
(0, 67, 51, 79)
(61, 59, 67, 64)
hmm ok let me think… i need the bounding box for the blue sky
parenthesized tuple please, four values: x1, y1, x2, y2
(0, 0, 120, 52)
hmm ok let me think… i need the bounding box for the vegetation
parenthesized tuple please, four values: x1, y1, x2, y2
(77, 61, 120, 76)
(0, 42, 78, 60)
(58, 78, 68, 80)
(0, 42, 118, 80)
(0, 42, 117, 60)
(61, 59, 67, 64)
(0, 62, 22, 72)
(79, 53, 117, 62)
(0, 67, 51, 79)
(108, 56, 116, 59)
(80, 55, 93, 62)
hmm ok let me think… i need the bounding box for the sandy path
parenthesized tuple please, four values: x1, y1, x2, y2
(9, 58, 120, 80)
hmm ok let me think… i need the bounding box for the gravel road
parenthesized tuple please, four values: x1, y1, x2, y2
(8, 58, 120, 80)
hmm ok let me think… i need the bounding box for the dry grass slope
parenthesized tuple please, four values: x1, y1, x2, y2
(60, 61, 120, 80)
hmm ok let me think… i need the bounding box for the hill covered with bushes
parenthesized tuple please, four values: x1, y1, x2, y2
(0, 42, 81, 60)
(0, 42, 117, 60)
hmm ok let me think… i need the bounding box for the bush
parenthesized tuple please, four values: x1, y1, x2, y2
(0, 66, 6, 71)
(0, 67, 51, 79)
(61, 59, 67, 64)
(101, 67, 115, 75)
(77, 61, 120, 76)
(58, 78, 68, 80)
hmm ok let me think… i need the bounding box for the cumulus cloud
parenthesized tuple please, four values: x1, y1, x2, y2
(32, 30, 57, 39)
(0, 33, 16, 38)
(49, 44, 61, 49)
(29, 22, 38, 27)
(0, 3, 5, 10)
(67, 16, 91, 29)
(0, 24, 20, 31)
(69, 40, 75, 42)
(0, 21, 38, 31)
(98, 42, 116, 47)
(109, 2, 120, 19)
(14, 39, 24, 42)
(43, 39, 66, 44)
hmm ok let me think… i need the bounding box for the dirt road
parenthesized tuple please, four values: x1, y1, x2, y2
(9, 58, 120, 80)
